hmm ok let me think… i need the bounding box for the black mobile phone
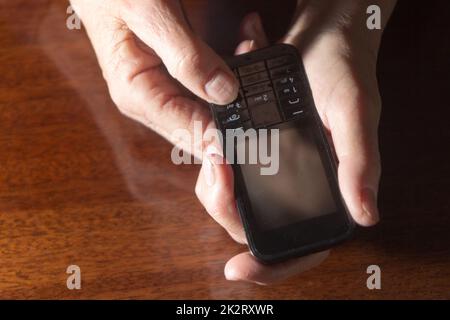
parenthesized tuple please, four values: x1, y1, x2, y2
(209, 44, 354, 263)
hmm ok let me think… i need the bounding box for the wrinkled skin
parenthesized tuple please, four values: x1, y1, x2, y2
(71, 0, 396, 284)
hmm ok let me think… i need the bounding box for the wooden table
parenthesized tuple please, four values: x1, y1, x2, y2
(0, 1, 449, 299)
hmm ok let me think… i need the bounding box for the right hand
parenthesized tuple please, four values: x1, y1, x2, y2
(70, 0, 239, 158)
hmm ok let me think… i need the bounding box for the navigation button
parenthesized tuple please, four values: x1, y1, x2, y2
(241, 71, 269, 86)
(238, 61, 266, 76)
(243, 81, 272, 96)
(270, 64, 300, 78)
(267, 55, 295, 68)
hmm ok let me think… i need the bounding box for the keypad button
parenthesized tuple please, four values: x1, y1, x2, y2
(280, 97, 302, 108)
(247, 91, 276, 107)
(241, 71, 269, 86)
(222, 103, 235, 112)
(278, 84, 300, 98)
(243, 81, 272, 96)
(267, 55, 295, 68)
(270, 64, 300, 78)
(274, 73, 300, 87)
(249, 102, 282, 127)
(216, 93, 246, 115)
(283, 108, 305, 120)
(225, 99, 246, 111)
(221, 112, 241, 127)
(238, 61, 266, 76)
(235, 100, 246, 109)
(239, 109, 250, 122)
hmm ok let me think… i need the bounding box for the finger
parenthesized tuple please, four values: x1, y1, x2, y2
(195, 145, 247, 244)
(235, 40, 256, 56)
(235, 12, 270, 56)
(239, 12, 270, 49)
(327, 84, 382, 227)
(121, 0, 239, 105)
(194, 23, 270, 243)
(225, 250, 329, 285)
(81, 11, 213, 159)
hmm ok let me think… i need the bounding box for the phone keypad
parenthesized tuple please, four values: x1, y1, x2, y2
(213, 54, 309, 130)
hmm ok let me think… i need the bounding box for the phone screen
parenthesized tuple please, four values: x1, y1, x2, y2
(238, 122, 337, 231)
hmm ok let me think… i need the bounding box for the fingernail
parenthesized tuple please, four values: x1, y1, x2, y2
(361, 188, 380, 223)
(248, 40, 256, 51)
(205, 70, 238, 104)
(203, 145, 224, 186)
(206, 144, 224, 161)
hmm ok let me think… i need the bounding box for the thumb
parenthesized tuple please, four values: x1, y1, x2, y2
(328, 88, 382, 227)
(121, 0, 239, 104)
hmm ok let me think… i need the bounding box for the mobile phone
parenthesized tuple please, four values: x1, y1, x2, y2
(209, 44, 354, 263)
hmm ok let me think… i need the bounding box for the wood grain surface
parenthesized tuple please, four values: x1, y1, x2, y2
(0, 0, 449, 299)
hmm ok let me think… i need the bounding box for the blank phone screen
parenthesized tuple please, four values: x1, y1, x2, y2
(238, 124, 337, 230)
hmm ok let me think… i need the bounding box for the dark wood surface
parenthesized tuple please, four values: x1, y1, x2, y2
(0, 0, 449, 299)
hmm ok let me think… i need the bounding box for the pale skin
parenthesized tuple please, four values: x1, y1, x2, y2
(71, 0, 396, 284)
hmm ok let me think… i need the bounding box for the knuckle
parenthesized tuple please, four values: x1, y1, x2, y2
(108, 48, 135, 83)
(102, 71, 132, 113)
(107, 80, 138, 121)
(170, 44, 202, 80)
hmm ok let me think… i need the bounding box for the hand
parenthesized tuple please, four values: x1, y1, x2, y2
(195, 1, 396, 284)
(70, 0, 239, 158)
(73, 0, 395, 285)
